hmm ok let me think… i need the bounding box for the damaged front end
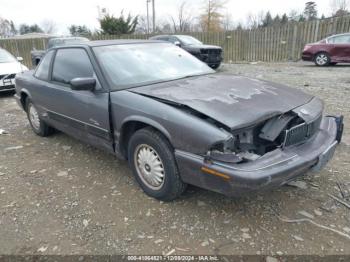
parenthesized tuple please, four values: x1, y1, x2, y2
(175, 97, 343, 196)
(205, 97, 327, 165)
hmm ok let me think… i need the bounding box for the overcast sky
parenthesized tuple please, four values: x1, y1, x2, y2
(0, 0, 335, 34)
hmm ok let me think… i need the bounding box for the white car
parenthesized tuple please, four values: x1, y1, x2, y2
(0, 48, 28, 92)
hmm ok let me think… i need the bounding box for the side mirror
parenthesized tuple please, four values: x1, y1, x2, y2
(17, 57, 23, 62)
(70, 77, 96, 91)
(174, 41, 181, 47)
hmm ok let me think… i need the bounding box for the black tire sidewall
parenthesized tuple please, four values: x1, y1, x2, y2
(128, 128, 184, 201)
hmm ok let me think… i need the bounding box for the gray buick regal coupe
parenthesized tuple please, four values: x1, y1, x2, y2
(14, 40, 344, 201)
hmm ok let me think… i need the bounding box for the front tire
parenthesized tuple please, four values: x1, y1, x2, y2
(128, 127, 187, 201)
(210, 63, 221, 69)
(314, 52, 330, 66)
(26, 98, 53, 137)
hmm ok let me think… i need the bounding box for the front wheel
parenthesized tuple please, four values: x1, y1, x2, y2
(128, 127, 187, 201)
(26, 98, 53, 137)
(210, 63, 221, 69)
(314, 52, 330, 66)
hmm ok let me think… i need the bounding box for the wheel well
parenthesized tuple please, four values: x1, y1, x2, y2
(314, 51, 329, 60)
(20, 92, 28, 111)
(119, 121, 170, 159)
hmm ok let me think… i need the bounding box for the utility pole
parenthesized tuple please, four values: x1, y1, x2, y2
(152, 0, 156, 33)
(146, 0, 150, 34)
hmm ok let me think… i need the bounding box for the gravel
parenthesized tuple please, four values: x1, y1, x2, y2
(0, 62, 350, 255)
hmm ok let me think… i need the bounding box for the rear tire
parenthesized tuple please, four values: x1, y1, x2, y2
(128, 127, 187, 201)
(26, 98, 53, 137)
(314, 52, 330, 66)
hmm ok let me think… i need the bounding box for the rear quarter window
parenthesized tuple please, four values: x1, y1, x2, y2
(34, 50, 54, 81)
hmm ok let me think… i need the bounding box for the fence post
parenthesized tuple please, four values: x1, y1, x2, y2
(291, 24, 298, 61)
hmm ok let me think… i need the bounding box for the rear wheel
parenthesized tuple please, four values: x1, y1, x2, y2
(314, 52, 330, 66)
(128, 127, 187, 201)
(26, 98, 53, 137)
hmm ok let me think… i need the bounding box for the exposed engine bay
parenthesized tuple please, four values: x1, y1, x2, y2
(207, 102, 323, 165)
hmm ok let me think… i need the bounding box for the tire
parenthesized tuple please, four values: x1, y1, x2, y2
(314, 52, 330, 66)
(128, 127, 187, 201)
(210, 63, 221, 69)
(25, 98, 53, 137)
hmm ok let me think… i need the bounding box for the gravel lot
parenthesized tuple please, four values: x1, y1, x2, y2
(0, 62, 350, 256)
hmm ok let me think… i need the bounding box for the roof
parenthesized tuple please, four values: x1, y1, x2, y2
(51, 39, 164, 48)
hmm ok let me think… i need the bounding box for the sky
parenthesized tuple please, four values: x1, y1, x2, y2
(0, 0, 335, 34)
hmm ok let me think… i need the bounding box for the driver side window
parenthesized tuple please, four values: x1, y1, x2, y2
(52, 48, 94, 85)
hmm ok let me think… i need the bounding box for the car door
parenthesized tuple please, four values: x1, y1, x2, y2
(33, 47, 113, 153)
(328, 35, 350, 62)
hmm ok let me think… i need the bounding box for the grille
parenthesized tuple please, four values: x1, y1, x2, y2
(0, 74, 16, 80)
(283, 115, 322, 147)
(201, 49, 221, 55)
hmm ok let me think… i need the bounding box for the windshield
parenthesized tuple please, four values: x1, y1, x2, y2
(0, 49, 16, 63)
(93, 43, 214, 90)
(177, 35, 202, 45)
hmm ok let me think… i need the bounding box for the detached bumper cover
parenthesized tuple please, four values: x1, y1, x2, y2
(175, 116, 343, 197)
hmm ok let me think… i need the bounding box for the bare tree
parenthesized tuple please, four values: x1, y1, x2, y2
(135, 15, 149, 34)
(330, 0, 350, 16)
(170, 1, 193, 32)
(0, 17, 16, 37)
(199, 0, 227, 32)
(222, 11, 235, 31)
(40, 19, 57, 34)
(245, 11, 265, 29)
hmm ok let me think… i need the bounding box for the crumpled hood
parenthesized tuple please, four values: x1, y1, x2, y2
(130, 74, 314, 130)
(0, 62, 27, 75)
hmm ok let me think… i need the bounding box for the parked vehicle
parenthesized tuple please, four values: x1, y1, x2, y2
(0, 48, 28, 93)
(31, 37, 89, 67)
(149, 35, 223, 69)
(302, 33, 350, 66)
(15, 40, 343, 201)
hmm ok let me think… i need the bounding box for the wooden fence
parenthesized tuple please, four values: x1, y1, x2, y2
(1, 15, 350, 68)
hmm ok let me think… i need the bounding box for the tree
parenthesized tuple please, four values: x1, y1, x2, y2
(199, 0, 227, 32)
(170, 1, 193, 32)
(303, 1, 318, 20)
(262, 11, 273, 27)
(246, 11, 264, 29)
(273, 14, 281, 25)
(99, 12, 138, 35)
(40, 19, 57, 34)
(68, 25, 91, 36)
(330, 0, 349, 16)
(0, 17, 16, 37)
(19, 24, 44, 35)
(281, 13, 289, 24)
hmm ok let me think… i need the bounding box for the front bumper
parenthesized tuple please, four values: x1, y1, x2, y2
(0, 78, 15, 92)
(301, 52, 314, 61)
(175, 116, 343, 197)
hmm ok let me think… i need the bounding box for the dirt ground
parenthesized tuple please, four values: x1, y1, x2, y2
(1, 62, 350, 257)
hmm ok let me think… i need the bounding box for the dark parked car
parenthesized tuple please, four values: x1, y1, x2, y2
(302, 33, 350, 66)
(31, 37, 89, 66)
(15, 40, 343, 201)
(150, 35, 223, 69)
